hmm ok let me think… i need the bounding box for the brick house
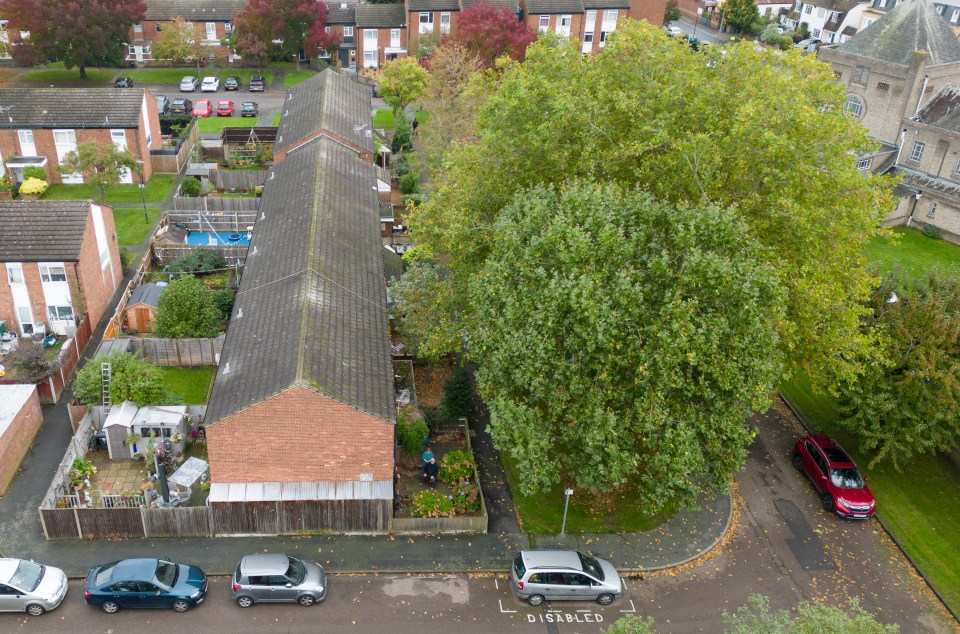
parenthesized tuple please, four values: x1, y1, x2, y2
(0, 384, 42, 495)
(0, 88, 161, 185)
(0, 201, 122, 337)
(819, 0, 960, 240)
(408, 0, 460, 53)
(205, 136, 395, 534)
(356, 3, 409, 69)
(127, 0, 247, 65)
(273, 69, 377, 163)
(522, 0, 659, 52)
(780, 0, 871, 43)
(326, 2, 359, 68)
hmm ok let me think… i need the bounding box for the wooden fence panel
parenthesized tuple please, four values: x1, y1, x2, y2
(152, 244, 248, 267)
(130, 337, 223, 366)
(150, 123, 199, 174)
(172, 197, 260, 212)
(143, 507, 214, 537)
(391, 514, 487, 534)
(212, 502, 279, 535)
(76, 507, 145, 539)
(40, 509, 81, 540)
(276, 500, 389, 534)
(209, 170, 268, 191)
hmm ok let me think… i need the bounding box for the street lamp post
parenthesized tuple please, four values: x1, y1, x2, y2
(560, 488, 574, 535)
(135, 160, 148, 224)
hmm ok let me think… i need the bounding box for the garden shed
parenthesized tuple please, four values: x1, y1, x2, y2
(125, 283, 165, 333)
(103, 402, 189, 461)
(102, 400, 139, 460)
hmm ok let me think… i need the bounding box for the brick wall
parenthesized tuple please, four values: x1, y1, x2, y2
(206, 385, 395, 484)
(76, 204, 122, 327)
(0, 386, 43, 495)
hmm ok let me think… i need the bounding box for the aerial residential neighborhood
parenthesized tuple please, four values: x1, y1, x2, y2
(0, 0, 959, 632)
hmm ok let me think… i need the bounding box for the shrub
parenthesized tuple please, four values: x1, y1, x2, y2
(180, 177, 201, 197)
(399, 172, 420, 195)
(452, 481, 481, 514)
(0, 175, 13, 192)
(403, 193, 424, 208)
(19, 177, 48, 197)
(73, 352, 173, 406)
(211, 288, 236, 319)
(411, 489, 455, 518)
(3, 339, 55, 382)
(394, 153, 411, 178)
(922, 224, 942, 240)
(440, 366, 472, 419)
(440, 449, 475, 484)
(154, 275, 222, 338)
(22, 165, 48, 182)
(167, 248, 226, 274)
(420, 406, 444, 430)
(397, 415, 429, 457)
(119, 247, 135, 272)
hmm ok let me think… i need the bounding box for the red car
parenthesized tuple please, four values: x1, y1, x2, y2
(193, 99, 213, 118)
(793, 434, 876, 519)
(216, 100, 234, 117)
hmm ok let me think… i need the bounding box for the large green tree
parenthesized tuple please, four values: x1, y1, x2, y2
(465, 184, 784, 504)
(0, 0, 146, 78)
(73, 352, 173, 406)
(151, 16, 205, 77)
(723, 594, 898, 633)
(721, 0, 760, 34)
(59, 141, 138, 204)
(154, 275, 223, 339)
(380, 57, 429, 122)
(413, 20, 892, 388)
(837, 271, 960, 468)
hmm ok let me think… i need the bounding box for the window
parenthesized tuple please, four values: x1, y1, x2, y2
(910, 140, 925, 162)
(831, 11, 840, 21)
(816, 7, 826, 17)
(852, 66, 869, 86)
(390, 28, 401, 47)
(878, 0, 887, 6)
(600, 30, 609, 43)
(363, 50, 376, 67)
(937, 5, 944, 13)
(877, 81, 889, 91)
(584, 32, 594, 43)
(47, 306, 74, 321)
(344, 26, 353, 38)
(17, 306, 33, 333)
(133, 23, 142, 33)
(843, 94, 864, 118)
(440, 12, 451, 33)
(140, 427, 172, 439)
(603, 9, 618, 23)
(420, 12, 433, 24)
(539, 15, 550, 31)
(812, 28, 821, 38)
(584, 10, 596, 31)
(156, 24, 162, 32)
(39, 264, 67, 282)
(205, 22, 217, 41)
(7, 264, 23, 284)
(928, 202, 938, 218)
(804, 5, 813, 13)
(225, 22, 232, 33)
(857, 157, 873, 171)
(18, 129, 34, 148)
(953, 9, 960, 22)
(954, 155, 960, 175)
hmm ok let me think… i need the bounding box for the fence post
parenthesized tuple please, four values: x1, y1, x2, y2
(73, 507, 82, 539)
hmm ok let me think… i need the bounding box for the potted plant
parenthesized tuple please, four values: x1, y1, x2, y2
(0, 175, 13, 199)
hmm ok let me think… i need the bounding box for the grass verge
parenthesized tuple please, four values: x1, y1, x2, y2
(113, 207, 161, 246)
(197, 116, 258, 133)
(373, 109, 428, 130)
(157, 366, 216, 404)
(42, 174, 177, 204)
(270, 112, 282, 126)
(501, 454, 674, 534)
(18, 68, 115, 83)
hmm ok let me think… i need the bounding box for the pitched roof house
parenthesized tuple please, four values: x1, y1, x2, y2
(127, 0, 248, 64)
(0, 201, 122, 337)
(858, 0, 960, 36)
(819, 0, 960, 240)
(780, 0, 871, 43)
(0, 88, 161, 185)
(356, 3, 409, 69)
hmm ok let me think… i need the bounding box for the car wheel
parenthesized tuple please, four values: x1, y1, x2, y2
(596, 593, 615, 606)
(236, 596, 254, 608)
(527, 594, 545, 607)
(101, 600, 120, 614)
(298, 595, 316, 607)
(821, 493, 835, 513)
(792, 453, 803, 472)
(25, 603, 45, 617)
(172, 599, 191, 613)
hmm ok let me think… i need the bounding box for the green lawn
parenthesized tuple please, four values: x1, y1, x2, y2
(18, 67, 273, 87)
(197, 116, 258, 133)
(18, 68, 116, 83)
(113, 207, 160, 246)
(157, 366, 216, 405)
(373, 109, 429, 130)
(502, 454, 674, 534)
(270, 112, 282, 126)
(43, 174, 177, 204)
(780, 377, 960, 613)
(866, 226, 960, 281)
(282, 70, 315, 88)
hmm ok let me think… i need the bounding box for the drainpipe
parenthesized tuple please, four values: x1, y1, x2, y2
(894, 128, 908, 166)
(907, 192, 921, 226)
(914, 74, 929, 117)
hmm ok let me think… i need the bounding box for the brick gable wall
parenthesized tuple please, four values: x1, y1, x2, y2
(206, 385, 395, 484)
(0, 387, 43, 495)
(75, 205, 122, 328)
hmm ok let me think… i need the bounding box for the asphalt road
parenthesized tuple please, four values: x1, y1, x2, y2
(144, 83, 287, 118)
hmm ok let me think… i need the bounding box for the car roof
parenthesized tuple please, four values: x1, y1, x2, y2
(109, 558, 158, 583)
(218, 100, 232, 104)
(242, 102, 256, 106)
(520, 550, 583, 571)
(239, 553, 290, 576)
(807, 434, 856, 464)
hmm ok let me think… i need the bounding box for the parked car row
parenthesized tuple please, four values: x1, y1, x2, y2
(155, 96, 259, 120)
(0, 554, 328, 616)
(180, 75, 265, 93)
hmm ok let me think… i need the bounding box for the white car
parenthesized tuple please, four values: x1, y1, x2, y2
(201, 76, 220, 92)
(0, 558, 68, 616)
(665, 25, 684, 37)
(179, 76, 199, 92)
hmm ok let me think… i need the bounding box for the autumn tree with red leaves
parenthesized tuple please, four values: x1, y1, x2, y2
(452, 2, 537, 67)
(305, 21, 342, 64)
(233, 0, 330, 68)
(0, 0, 146, 78)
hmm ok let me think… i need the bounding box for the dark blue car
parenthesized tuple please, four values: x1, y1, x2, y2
(84, 558, 207, 614)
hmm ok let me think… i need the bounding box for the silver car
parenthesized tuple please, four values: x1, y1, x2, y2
(510, 550, 623, 607)
(231, 554, 326, 608)
(0, 558, 68, 616)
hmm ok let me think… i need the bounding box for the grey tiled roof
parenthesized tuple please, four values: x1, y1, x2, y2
(915, 84, 960, 132)
(355, 3, 408, 27)
(275, 69, 374, 155)
(836, 0, 960, 65)
(144, 0, 248, 21)
(128, 283, 164, 308)
(581, 0, 631, 8)
(0, 201, 91, 262)
(0, 88, 145, 129)
(408, 0, 460, 10)
(893, 165, 960, 204)
(325, 2, 357, 24)
(205, 137, 395, 425)
(460, 0, 521, 11)
(525, 0, 586, 13)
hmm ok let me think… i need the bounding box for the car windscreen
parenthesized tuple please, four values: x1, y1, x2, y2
(513, 554, 525, 579)
(154, 560, 178, 589)
(95, 562, 116, 587)
(286, 557, 306, 584)
(577, 553, 604, 580)
(10, 560, 44, 592)
(831, 467, 865, 489)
